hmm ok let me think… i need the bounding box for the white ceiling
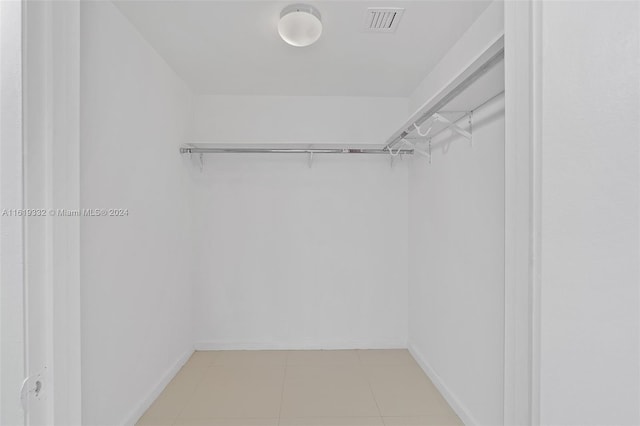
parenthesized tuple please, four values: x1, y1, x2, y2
(113, 1, 492, 97)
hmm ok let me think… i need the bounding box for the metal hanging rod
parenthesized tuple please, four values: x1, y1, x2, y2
(383, 36, 504, 150)
(179, 36, 503, 160)
(180, 145, 414, 155)
(438, 89, 506, 117)
(413, 89, 505, 142)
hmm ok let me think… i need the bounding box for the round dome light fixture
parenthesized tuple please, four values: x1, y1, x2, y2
(278, 4, 322, 47)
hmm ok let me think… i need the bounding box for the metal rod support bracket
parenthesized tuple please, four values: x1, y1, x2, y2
(432, 113, 472, 142)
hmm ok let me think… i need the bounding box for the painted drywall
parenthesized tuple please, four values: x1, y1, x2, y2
(190, 95, 409, 349)
(406, 2, 505, 424)
(408, 93, 505, 425)
(80, 2, 193, 425)
(539, 2, 640, 424)
(192, 95, 408, 144)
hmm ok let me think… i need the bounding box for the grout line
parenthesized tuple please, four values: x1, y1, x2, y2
(170, 357, 210, 426)
(357, 350, 385, 420)
(277, 351, 289, 425)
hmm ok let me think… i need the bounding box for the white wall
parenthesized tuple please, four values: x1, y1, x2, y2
(80, 2, 193, 425)
(539, 2, 640, 424)
(406, 3, 505, 425)
(191, 95, 409, 349)
(408, 94, 505, 426)
(192, 95, 408, 144)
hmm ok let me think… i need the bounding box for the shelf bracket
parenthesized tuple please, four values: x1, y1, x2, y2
(432, 113, 472, 142)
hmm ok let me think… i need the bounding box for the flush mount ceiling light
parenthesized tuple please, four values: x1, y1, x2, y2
(278, 4, 322, 47)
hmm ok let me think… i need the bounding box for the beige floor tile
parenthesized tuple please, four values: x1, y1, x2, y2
(365, 364, 446, 417)
(199, 363, 285, 384)
(142, 350, 460, 426)
(135, 412, 174, 426)
(174, 418, 278, 426)
(280, 365, 380, 418)
(287, 350, 359, 366)
(141, 367, 206, 419)
(211, 350, 288, 366)
(280, 417, 384, 426)
(357, 350, 414, 366)
(166, 365, 208, 395)
(179, 365, 285, 418)
(185, 351, 220, 368)
(140, 393, 184, 422)
(382, 415, 462, 426)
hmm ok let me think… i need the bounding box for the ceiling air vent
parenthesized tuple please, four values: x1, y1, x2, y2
(364, 8, 404, 33)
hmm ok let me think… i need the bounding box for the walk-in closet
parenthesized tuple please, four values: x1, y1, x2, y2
(6, 1, 639, 426)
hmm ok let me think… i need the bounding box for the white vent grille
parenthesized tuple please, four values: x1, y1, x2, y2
(364, 8, 404, 32)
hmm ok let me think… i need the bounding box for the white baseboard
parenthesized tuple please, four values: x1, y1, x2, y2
(408, 343, 478, 426)
(122, 348, 194, 426)
(194, 341, 407, 351)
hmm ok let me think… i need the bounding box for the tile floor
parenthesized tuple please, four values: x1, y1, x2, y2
(136, 350, 462, 426)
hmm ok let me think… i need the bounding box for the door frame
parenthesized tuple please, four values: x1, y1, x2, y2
(504, 1, 542, 424)
(22, 1, 81, 424)
(0, 0, 26, 424)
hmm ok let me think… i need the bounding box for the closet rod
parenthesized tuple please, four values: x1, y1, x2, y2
(416, 89, 505, 142)
(383, 36, 505, 150)
(180, 146, 414, 155)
